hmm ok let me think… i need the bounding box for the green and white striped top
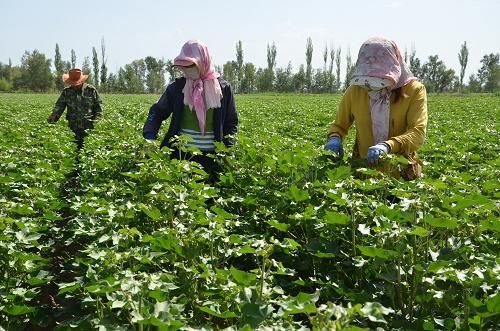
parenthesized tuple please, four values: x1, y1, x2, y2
(179, 105, 215, 151)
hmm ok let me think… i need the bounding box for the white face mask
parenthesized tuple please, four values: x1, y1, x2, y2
(182, 66, 200, 80)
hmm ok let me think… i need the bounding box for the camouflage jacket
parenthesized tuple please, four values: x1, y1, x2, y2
(51, 84, 102, 131)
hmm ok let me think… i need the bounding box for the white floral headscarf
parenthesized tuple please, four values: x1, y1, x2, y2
(350, 37, 416, 144)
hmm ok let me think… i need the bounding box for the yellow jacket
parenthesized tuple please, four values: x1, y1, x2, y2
(327, 80, 428, 158)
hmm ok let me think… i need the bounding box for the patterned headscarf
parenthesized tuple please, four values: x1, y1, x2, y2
(350, 37, 416, 144)
(174, 40, 222, 135)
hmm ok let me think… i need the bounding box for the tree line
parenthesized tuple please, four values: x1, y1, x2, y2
(0, 38, 498, 94)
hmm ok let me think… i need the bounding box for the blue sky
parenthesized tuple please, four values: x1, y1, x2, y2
(1, 0, 498, 80)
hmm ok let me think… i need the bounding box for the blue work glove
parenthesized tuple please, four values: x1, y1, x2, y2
(367, 143, 390, 164)
(324, 136, 344, 157)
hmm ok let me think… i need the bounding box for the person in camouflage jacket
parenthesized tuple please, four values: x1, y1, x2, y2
(47, 68, 102, 149)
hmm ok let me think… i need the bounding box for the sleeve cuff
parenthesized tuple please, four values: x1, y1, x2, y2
(143, 133, 157, 140)
(327, 133, 342, 140)
(384, 139, 401, 153)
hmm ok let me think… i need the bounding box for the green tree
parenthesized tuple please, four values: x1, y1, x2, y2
(124, 59, 146, 93)
(100, 37, 108, 91)
(0, 77, 11, 91)
(63, 60, 71, 73)
(313, 68, 328, 93)
(335, 47, 341, 91)
(321, 44, 329, 92)
(144, 56, 166, 93)
(222, 61, 237, 89)
(0, 62, 12, 91)
(292, 64, 306, 92)
(82, 56, 91, 77)
(255, 68, 268, 92)
(54, 43, 64, 90)
(107, 72, 117, 93)
(343, 49, 354, 90)
(478, 53, 500, 92)
(240, 62, 256, 93)
(266, 42, 277, 91)
(467, 74, 481, 93)
(116, 67, 127, 92)
(235, 40, 243, 93)
(165, 59, 180, 83)
(16, 50, 53, 92)
(409, 47, 423, 80)
(422, 55, 456, 92)
(458, 41, 469, 91)
(305, 37, 313, 91)
(275, 62, 293, 92)
(328, 46, 335, 92)
(92, 47, 99, 87)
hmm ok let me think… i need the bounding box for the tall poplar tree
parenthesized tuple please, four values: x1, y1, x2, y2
(100, 37, 108, 90)
(305, 37, 313, 91)
(458, 41, 469, 91)
(54, 43, 64, 89)
(235, 40, 243, 93)
(92, 47, 99, 87)
(70, 49, 76, 68)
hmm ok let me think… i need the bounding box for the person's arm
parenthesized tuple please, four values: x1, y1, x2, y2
(142, 84, 174, 140)
(222, 83, 238, 147)
(326, 87, 354, 141)
(385, 84, 427, 154)
(92, 88, 103, 120)
(47, 91, 67, 123)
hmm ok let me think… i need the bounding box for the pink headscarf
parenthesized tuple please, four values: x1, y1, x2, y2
(174, 40, 222, 135)
(351, 37, 416, 144)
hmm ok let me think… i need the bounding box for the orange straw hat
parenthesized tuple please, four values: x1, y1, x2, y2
(62, 68, 88, 86)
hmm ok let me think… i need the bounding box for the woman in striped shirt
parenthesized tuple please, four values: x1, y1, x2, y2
(143, 40, 238, 178)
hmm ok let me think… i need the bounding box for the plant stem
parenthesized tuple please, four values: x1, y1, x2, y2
(259, 254, 266, 303)
(396, 259, 404, 314)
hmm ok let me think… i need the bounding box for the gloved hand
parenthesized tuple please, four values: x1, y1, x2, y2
(324, 136, 344, 157)
(47, 114, 58, 123)
(367, 143, 390, 164)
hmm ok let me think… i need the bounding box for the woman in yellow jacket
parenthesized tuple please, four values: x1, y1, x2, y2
(325, 36, 428, 180)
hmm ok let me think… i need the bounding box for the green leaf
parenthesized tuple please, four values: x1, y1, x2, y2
(424, 215, 458, 229)
(356, 168, 380, 176)
(281, 237, 301, 251)
(11, 204, 36, 215)
(240, 303, 272, 328)
(358, 246, 399, 260)
(289, 184, 309, 202)
(139, 203, 162, 220)
(198, 305, 237, 318)
(408, 226, 429, 237)
(267, 219, 290, 232)
(486, 293, 500, 313)
(2, 305, 36, 315)
(281, 292, 319, 316)
(323, 211, 349, 225)
(230, 266, 257, 286)
(327, 166, 352, 180)
(450, 194, 491, 211)
(211, 207, 236, 219)
(43, 211, 63, 221)
(143, 234, 182, 253)
(480, 218, 500, 233)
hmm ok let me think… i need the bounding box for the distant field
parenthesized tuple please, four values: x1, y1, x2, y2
(0, 93, 498, 330)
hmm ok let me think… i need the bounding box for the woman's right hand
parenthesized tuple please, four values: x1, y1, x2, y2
(324, 136, 344, 157)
